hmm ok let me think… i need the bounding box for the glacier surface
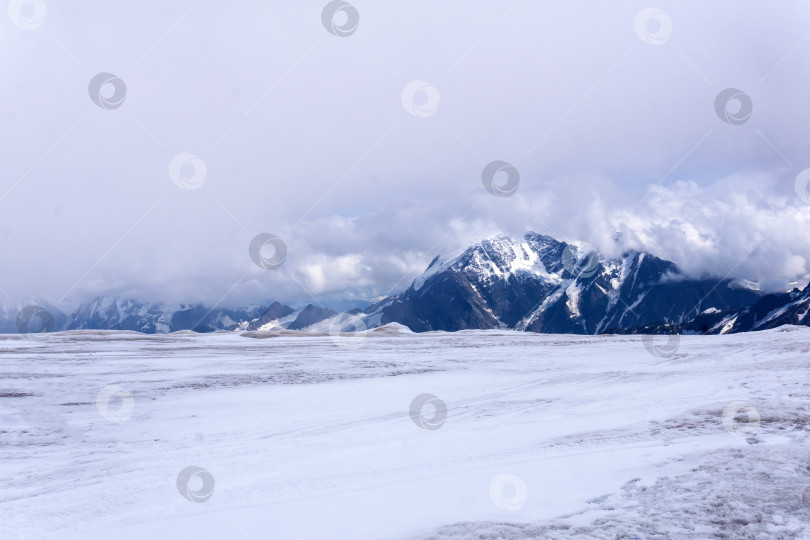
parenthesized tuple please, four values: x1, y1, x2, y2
(1, 328, 810, 539)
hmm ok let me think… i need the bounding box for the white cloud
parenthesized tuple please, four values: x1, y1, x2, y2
(2, 1, 810, 306)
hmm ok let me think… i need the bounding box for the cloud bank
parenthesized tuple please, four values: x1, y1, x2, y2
(1, 1, 810, 308)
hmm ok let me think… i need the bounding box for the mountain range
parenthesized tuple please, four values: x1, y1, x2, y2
(5, 232, 809, 337)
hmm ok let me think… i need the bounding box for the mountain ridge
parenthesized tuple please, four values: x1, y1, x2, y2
(357, 232, 762, 334)
(5, 231, 808, 337)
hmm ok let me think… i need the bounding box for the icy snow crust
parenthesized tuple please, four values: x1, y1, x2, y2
(2, 328, 810, 539)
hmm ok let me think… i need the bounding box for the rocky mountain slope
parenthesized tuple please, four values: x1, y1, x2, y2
(357, 232, 762, 334)
(622, 283, 810, 335)
(7, 232, 807, 337)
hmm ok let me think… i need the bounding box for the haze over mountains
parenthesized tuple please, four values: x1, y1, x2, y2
(5, 232, 810, 337)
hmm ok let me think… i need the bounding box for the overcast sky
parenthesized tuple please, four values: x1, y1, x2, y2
(2, 1, 810, 309)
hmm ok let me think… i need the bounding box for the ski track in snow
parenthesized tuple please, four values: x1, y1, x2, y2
(1, 328, 810, 539)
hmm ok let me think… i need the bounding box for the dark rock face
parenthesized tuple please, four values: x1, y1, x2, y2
(744, 287, 810, 330)
(0, 301, 69, 334)
(365, 232, 762, 335)
(169, 305, 213, 333)
(3, 296, 329, 335)
(287, 305, 336, 330)
(624, 284, 810, 335)
(246, 302, 295, 331)
(66, 297, 273, 333)
(68, 298, 167, 333)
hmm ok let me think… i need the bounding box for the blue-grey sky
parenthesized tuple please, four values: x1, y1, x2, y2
(2, 1, 810, 308)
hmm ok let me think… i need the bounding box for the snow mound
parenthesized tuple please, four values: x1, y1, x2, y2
(370, 322, 413, 334)
(240, 329, 329, 339)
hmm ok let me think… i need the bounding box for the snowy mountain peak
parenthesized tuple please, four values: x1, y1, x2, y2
(0, 233, 795, 337)
(414, 232, 568, 293)
(364, 232, 761, 334)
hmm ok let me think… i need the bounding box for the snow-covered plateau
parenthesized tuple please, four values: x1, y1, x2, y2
(2, 327, 810, 539)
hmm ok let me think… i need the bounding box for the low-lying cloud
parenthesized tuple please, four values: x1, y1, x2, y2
(1, 1, 809, 308)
